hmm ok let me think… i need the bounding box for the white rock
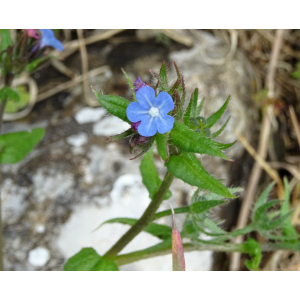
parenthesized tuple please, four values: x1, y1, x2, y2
(35, 224, 46, 233)
(93, 116, 130, 136)
(28, 247, 50, 267)
(66, 133, 88, 147)
(1, 178, 28, 223)
(32, 168, 74, 202)
(74, 107, 106, 124)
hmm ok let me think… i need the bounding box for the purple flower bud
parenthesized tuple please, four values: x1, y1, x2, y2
(133, 77, 146, 93)
(131, 121, 141, 130)
(25, 29, 39, 39)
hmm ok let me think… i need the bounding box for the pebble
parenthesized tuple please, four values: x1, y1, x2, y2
(66, 133, 88, 147)
(93, 116, 130, 136)
(28, 247, 50, 267)
(74, 107, 106, 124)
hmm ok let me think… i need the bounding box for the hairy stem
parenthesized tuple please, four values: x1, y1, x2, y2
(114, 241, 291, 267)
(103, 171, 174, 260)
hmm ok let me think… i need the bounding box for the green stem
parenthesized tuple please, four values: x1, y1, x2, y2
(103, 171, 175, 260)
(114, 242, 288, 267)
(0, 99, 7, 271)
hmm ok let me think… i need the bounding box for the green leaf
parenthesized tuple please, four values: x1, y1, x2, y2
(190, 88, 198, 118)
(281, 178, 298, 242)
(203, 218, 227, 235)
(196, 97, 205, 116)
(121, 68, 137, 102)
(64, 248, 118, 271)
(159, 61, 168, 85)
(99, 218, 172, 240)
(155, 132, 169, 161)
(92, 89, 130, 123)
(165, 152, 235, 198)
(0, 86, 19, 102)
(170, 121, 230, 160)
(5, 86, 29, 113)
(0, 29, 13, 53)
(258, 211, 294, 231)
(153, 200, 226, 220)
(253, 182, 276, 218)
(206, 96, 230, 128)
(139, 147, 172, 200)
(0, 128, 45, 164)
(211, 116, 231, 138)
(253, 200, 281, 222)
(242, 238, 262, 271)
(25, 55, 55, 72)
(214, 140, 236, 150)
(183, 95, 192, 126)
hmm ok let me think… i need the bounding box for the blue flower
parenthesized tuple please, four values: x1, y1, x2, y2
(39, 29, 64, 52)
(126, 86, 175, 137)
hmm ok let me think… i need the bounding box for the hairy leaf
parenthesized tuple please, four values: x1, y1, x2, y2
(196, 97, 205, 116)
(25, 55, 55, 72)
(165, 153, 234, 198)
(253, 182, 276, 218)
(92, 89, 130, 123)
(258, 211, 294, 231)
(155, 132, 169, 161)
(206, 96, 230, 128)
(170, 121, 230, 160)
(153, 200, 226, 220)
(242, 238, 262, 271)
(139, 147, 171, 200)
(159, 61, 168, 85)
(121, 68, 137, 102)
(64, 248, 118, 271)
(99, 218, 172, 240)
(0, 29, 13, 53)
(211, 116, 231, 138)
(0, 128, 45, 164)
(253, 200, 281, 222)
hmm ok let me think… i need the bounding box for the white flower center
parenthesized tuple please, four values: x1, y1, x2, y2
(149, 107, 160, 117)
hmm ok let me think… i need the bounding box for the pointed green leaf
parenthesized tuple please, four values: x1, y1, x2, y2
(153, 200, 226, 220)
(196, 97, 205, 116)
(0, 128, 45, 164)
(92, 88, 130, 123)
(159, 61, 168, 85)
(165, 152, 235, 198)
(254, 200, 281, 222)
(139, 147, 172, 200)
(170, 121, 230, 160)
(155, 132, 169, 161)
(212, 116, 231, 138)
(190, 88, 198, 118)
(121, 68, 137, 102)
(214, 140, 236, 150)
(253, 182, 276, 219)
(25, 55, 55, 72)
(259, 211, 294, 231)
(98, 217, 172, 240)
(206, 96, 230, 128)
(203, 218, 227, 235)
(64, 248, 118, 271)
(183, 94, 192, 126)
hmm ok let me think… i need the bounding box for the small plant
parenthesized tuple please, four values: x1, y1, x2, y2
(63, 61, 300, 271)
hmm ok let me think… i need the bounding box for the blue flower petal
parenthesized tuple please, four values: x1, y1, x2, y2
(39, 29, 64, 52)
(136, 86, 155, 110)
(138, 115, 157, 137)
(155, 114, 175, 134)
(156, 91, 174, 114)
(127, 102, 149, 122)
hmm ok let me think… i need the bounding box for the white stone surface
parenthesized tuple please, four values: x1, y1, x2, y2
(1, 178, 28, 223)
(32, 168, 74, 202)
(75, 107, 106, 124)
(35, 224, 46, 233)
(66, 132, 88, 147)
(28, 247, 50, 267)
(93, 116, 130, 137)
